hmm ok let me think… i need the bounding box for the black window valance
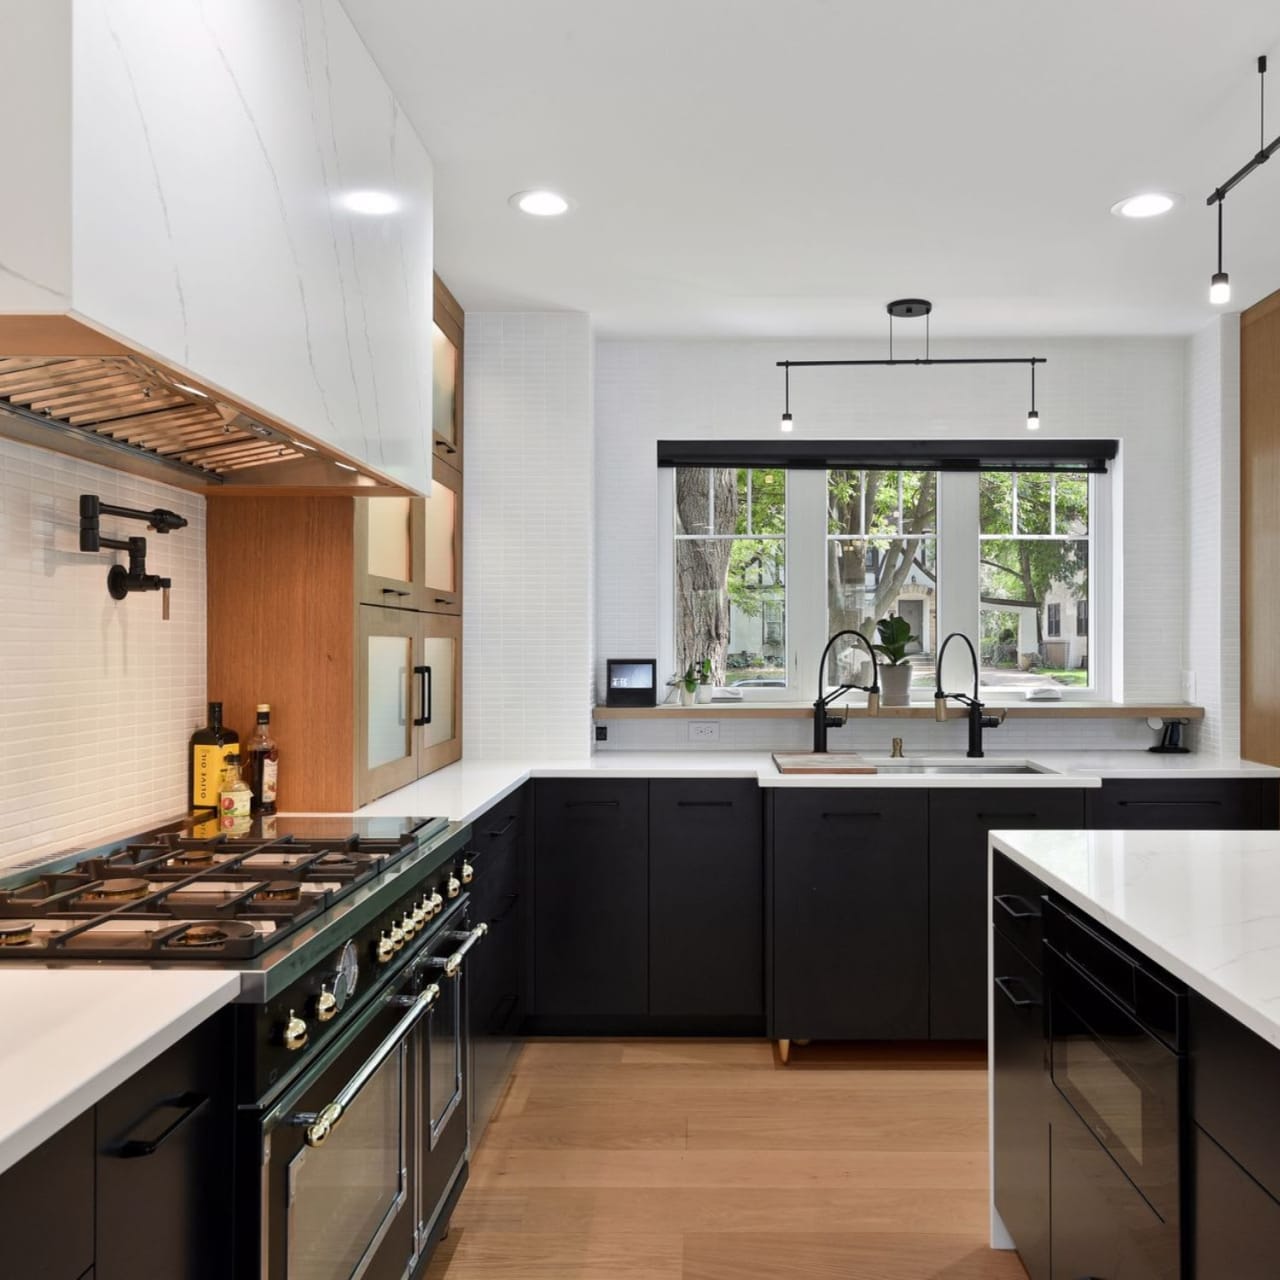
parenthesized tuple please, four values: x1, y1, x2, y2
(656, 439, 1118, 473)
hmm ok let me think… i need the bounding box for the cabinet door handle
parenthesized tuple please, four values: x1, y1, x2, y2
(109, 1091, 209, 1159)
(381, 587, 411, 598)
(978, 811, 1039, 822)
(434, 596, 452, 605)
(486, 817, 517, 839)
(676, 800, 733, 808)
(1117, 799, 1221, 807)
(413, 664, 432, 727)
(435, 439, 458, 455)
(993, 893, 1039, 920)
(565, 799, 620, 809)
(491, 891, 521, 925)
(994, 976, 1040, 1009)
(821, 811, 882, 821)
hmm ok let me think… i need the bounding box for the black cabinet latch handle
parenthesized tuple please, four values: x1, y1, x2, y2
(413, 664, 432, 727)
(994, 893, 1039, 920)
(994, 976, 1039, 1009)
(1118, 799, 1221, 807)
(110, 1092, 209, 1159)
(978, 812, 1038, 822)
(821, 811, 882, 821)
(487, 817, 517, 839)
(676, 800, 733, 808)
(565, 799, 620, 809)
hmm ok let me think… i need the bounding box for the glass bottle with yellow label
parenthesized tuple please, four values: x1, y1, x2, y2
(189, 701, 238, 812)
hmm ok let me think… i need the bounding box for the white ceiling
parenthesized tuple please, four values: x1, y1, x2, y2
(343, 0, 1280, 338)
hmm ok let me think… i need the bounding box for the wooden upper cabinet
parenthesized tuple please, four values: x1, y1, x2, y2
(433, 274, 464, 469)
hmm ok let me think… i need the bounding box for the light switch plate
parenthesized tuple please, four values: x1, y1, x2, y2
(688, 721, 720, 742)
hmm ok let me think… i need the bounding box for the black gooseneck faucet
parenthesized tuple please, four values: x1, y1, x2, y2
(934, 631, 1005, 758)
(813, 629, 880, 753)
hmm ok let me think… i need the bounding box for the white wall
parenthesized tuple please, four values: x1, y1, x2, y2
(462, 313, 594, 759)
(0, 437, 206, 865)
(1185, 315, 1241, 755)
(596, 337, 1188, 713)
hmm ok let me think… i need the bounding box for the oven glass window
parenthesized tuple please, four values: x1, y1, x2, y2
(287, 1048, 406, 1280)
(427, 979, 462, 1147)
(1060, 1032, 1145, 1165)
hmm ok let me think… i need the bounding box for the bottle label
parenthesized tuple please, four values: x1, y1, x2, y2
(262, 757, 279, 804)
(220, 787, 251, 822)
(193, 744, 235, 807)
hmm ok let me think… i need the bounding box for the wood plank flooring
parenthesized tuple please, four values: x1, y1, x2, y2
(425, 1039, 1028, 1280)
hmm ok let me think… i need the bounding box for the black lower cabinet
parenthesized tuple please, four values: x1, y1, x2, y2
(0, 1109, 94, 1280)
(1193, 1124, 1280, 1278)
(649, 779, 762, 1024)
(990, 928, 1049, 1280)
(929, 789, 1082, 1039)
(1085, 777, 1280, 829)
(533, 779, 649, 1020)
(771, 789, 928, 1040)
(1049, 1105, 1176, 1280)
(95, 1009, 234, 1279)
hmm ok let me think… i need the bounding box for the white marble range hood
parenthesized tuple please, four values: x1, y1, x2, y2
(0, 0, 434, 494)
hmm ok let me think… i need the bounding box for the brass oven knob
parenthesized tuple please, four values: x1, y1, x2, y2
(282, 1010, 308, 1052)
(400, 912, 416, 937)
(314, 986, 338, 1023)
(446, 874, 461, 900)
(461, 861, 474, 884)
(411, 900, 428, 930)
(375, 932, 395, 965)
(388, 922, 405, 951)
(427, 891, 443, 916)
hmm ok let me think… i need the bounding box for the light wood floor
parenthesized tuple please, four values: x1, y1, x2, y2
(425, 1039, 1028, 1280)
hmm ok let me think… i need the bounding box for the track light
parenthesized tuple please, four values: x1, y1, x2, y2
(1209, 200, 1231, 305)
(780, 363, 793, 432)
(780, 412, 794, 432)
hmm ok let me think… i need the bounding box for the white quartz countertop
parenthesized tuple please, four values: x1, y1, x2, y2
(347, 751, 1280, 825)
(991, 828, 1280, 1050)
(0, 969, 241, 1175)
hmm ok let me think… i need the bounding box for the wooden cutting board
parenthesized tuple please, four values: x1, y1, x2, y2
(771, 752, 878, 774)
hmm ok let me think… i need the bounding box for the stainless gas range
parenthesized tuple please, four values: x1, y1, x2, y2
(0, 813, 483, 1280)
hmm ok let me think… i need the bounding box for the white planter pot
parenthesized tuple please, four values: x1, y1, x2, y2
(680, 685, 697, 706)
(696, 684, 712, 704)
(878, 663, 912, 707)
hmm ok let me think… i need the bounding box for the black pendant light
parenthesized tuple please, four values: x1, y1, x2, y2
(780, 362, 793, 432)
(1026, 363, 1040, 431)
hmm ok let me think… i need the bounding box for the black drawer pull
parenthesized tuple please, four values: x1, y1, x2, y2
(676, 800, 733, 808)
(994, 976, 1039, 1009)
(491, 891, 521, 925)
(486, 817, 517, 839)
(111, 1092, 208, 1159)
(1117, 799, 1221, 807)
(994, 893, 1039, 920)
(978, 811, 1039, 822)
(821, 811, 882, 821)
(564, 800, 620, 809)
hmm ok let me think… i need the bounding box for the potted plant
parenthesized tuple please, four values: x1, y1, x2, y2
(873, 614, 918, 707)
(679, 664, 698, 707)
(696, 657, 713, 703)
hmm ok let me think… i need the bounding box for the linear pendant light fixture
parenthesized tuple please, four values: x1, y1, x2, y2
(1206, 54, 1277, 306)
(778, 299, 1047, 432)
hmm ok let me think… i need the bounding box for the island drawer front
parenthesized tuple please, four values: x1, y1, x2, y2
(474, 785, 528, 857)
(1193, 1123, 1280, 1279)
(1189, 991, 1280, 1204)
(992, 851, 1048, 968)
(1085, 778, 1279, 830)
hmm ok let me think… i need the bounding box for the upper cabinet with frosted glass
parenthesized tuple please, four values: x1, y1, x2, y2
(354, 276, 463, 614)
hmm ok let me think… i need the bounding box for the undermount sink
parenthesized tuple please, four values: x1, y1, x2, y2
(866, 763, 1045, 775)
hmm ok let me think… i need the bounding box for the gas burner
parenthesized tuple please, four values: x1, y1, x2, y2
(170, 847, 216, 868)
(253, 881, 302, 904)
(315, 852, 355, 867)
(90, 878, 150, 902)
(0, 921, 33, 946)
(171, 920, 258, 949)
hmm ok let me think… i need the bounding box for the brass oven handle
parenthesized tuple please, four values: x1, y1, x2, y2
(292, 981, 441, 1148)
(429, 922, 488, 979)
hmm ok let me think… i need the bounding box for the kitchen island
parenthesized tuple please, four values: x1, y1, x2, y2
(990, 826, 1280, 1279)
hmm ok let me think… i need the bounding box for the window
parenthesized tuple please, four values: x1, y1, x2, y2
(827, 470, 936, 687)
(663, 463, 1102, 701)
(672, 467, 786, 687)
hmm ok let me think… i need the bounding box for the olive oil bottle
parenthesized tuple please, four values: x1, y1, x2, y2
(189, 701, 239, 811)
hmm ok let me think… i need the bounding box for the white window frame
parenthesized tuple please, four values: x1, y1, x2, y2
(658, 464, 1115, 704)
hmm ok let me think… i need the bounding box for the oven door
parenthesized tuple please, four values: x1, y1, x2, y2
(416, 902, 481, 1248)
(1046, 940, 1181, 1222)
(259, 958, 437, 1280)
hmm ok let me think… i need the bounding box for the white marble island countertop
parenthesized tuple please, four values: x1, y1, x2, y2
(991, 827, 1280, 1049)
(0, 969, 240, 1175)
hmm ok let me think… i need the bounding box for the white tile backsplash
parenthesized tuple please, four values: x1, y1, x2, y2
(0, 437, 205, 862)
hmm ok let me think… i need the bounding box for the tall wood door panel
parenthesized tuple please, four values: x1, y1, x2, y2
(417, 612, 462, 775)
(356, 605, 420, 804)
(928, 789, 1083, 1039)
(649, 779, 763, 1019)
(533, 780, 649, 1018)
(771, 789, 929, 1040)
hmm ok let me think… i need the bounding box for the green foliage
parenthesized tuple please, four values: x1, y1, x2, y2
(872, 614, 918, 666)
(681, 664, 698, 692)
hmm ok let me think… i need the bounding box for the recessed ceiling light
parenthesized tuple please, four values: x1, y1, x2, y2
(510, 189, 572, 217)
(340, 190, 401, 216)
(1110, 192, 1177, 219)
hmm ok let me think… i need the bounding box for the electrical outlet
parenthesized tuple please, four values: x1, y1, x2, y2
(687, 721, 720, 742)
(595, 725, 608, 742)
(1182, 670, 1196, 701)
